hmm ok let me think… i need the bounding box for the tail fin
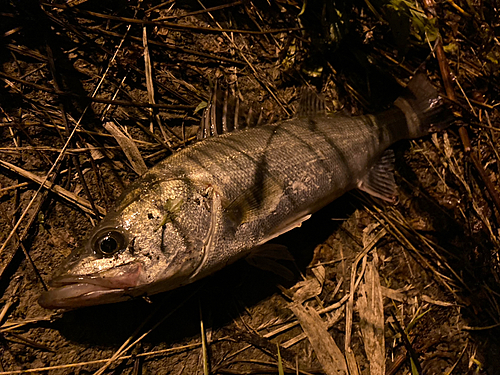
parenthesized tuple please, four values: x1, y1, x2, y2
(394, 74, 454, 139)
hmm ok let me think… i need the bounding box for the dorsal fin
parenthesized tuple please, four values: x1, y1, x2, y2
(357, 149, 398, 203)
(197, 83, 265, 140)
(297, 88, 326, 117)
(198, 82, 223, 139)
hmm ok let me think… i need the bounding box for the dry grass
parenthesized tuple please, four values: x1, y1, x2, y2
(0, 0, 500, 374)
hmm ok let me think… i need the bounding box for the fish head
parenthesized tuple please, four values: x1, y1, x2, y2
(39, 177, 213, 309)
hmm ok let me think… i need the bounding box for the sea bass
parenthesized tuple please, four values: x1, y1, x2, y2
(39, 75, 452, 309)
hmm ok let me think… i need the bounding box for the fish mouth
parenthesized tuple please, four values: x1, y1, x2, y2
(39, 262, 142, 309)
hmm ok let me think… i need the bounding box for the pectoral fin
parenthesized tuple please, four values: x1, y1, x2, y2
(224, 176, 284, 226)
(263, 213, 312, 243)
(357, 149, 397, 203)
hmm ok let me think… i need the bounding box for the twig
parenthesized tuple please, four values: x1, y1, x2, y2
(0, 160, 65, 281)
(0, 314, 58, 332)
(0, 207, 48, 290)
(197, 0, 291, 116)
(0, 182, 30, 195)
(0, 277, 22, 325)
(94, 27, 245, 66)
(0, 146, 123, 154)
(152, 1, 243, 20)
(4, 332, 54, 352)
(0, 122, 139, 142)
(0, 159, 106, 217)
(43, 4, 302, 35)
(261, 293, 349, 340)
(421, 1, 500, 218)
(93, 288, 199, 375)
(45, 36, 103, 219)
(389, 309, 422, 374)
(199, 302, 211, 375)
(0, 343, 200, 374)
(142, 26, 178, 145)
(0, 70, 195, 110)
(2, 111, 52, 166)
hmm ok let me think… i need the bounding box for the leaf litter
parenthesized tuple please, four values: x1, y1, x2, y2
(0, 0, 500, 374)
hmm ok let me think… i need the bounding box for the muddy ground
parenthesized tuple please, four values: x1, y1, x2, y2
(1, 0, 500, 374)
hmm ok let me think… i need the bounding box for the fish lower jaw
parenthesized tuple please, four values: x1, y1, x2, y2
(38, 282, 131, 309)
(38, 262, 143, 309)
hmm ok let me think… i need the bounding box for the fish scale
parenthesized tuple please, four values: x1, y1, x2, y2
(155, 113, 405, 280)
(39, 74, 453, 309)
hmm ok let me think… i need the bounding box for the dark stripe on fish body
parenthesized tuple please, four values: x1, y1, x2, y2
(271, 120, 354, 183)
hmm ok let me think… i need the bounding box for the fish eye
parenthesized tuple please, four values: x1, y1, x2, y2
(93, 230, 127, 256)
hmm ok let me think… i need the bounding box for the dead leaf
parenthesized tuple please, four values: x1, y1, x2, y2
(288, 302, 348, 375)
(357, 262, 385, 375)
(288, 268, 324, 304)
(103, 122, 147, 176)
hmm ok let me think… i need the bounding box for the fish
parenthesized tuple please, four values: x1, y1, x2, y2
(38, 74, 453, 309)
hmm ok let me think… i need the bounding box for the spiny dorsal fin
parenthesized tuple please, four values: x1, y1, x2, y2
(357, 149, 397, 203)
(197, 83, 265, 140)
(297, 87, 326, 118)
(198, 82, 223, 139)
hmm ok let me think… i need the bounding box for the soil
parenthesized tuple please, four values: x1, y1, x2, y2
(1, 1, 500, 374)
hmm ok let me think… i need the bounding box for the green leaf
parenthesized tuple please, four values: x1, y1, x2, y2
(366, 0, 440, 51)
(487, 48, 500, 64)
(276, 343, 284, 375)
(302, 65, 324, 78)
(405, 1, 439, 43)
(384, 0, 411, 55)
(411, 357, 420, 375)
(443, 43, 459, 54)
(405, 307, 432, 334)
(194, 101, 208, 114)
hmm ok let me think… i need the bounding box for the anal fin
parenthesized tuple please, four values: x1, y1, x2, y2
(246, 244, 295, 281)
(357, 149, 397, 203)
